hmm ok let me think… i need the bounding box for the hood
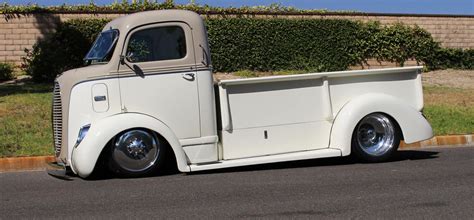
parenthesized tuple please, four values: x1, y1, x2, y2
(55, 63, 116, 163)
(58, 64, 114, 86)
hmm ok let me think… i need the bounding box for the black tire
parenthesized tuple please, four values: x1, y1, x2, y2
(351, 113, 401, 162)
(108, 129, 166, 178)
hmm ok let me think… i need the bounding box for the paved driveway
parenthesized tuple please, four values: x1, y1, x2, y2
(1, 147, 473, 218)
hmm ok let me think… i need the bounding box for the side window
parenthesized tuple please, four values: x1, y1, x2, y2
(126, 26, 186, 63)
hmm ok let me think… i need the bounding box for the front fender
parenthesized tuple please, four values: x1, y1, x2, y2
(329, 93, 433, 156)
(71, 113, 190, 178)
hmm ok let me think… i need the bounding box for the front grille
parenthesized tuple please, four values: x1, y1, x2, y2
(52, 81, 62, 157)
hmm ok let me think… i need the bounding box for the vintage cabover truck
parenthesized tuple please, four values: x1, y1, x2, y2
(52, 10, 433, 178)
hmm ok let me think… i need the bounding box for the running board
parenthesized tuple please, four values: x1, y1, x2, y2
(189, 148, 342, 172)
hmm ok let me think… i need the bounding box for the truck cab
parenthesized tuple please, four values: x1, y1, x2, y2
(53, 10, 433, 178)
(54, 10, 217, 177)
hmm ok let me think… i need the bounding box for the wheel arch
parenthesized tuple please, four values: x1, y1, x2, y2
(71, 113, 190, 178)
(329, 93, 433, 156)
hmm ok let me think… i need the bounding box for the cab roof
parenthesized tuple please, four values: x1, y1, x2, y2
(102, 9, 211, 70)
(103, 10, 204, 33)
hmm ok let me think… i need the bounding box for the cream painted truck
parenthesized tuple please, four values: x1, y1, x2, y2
(51, 10, 433, 178)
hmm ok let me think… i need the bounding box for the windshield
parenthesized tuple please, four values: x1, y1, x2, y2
(84, 30, 119, 64)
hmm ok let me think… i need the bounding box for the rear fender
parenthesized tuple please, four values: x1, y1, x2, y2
(71, 113, 189, 178)
(329, 93, 433, 156)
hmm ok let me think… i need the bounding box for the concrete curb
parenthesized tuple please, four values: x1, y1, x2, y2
(0, 156, 55, 173)
(0, 134, 472, 173)
(399, 134, 474, 149)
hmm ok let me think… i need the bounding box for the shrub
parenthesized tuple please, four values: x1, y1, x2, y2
(22, 18, 110, 82)
(0, 63, 14, 82)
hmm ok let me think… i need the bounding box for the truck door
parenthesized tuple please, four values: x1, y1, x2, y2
(117, 22, 200, 139)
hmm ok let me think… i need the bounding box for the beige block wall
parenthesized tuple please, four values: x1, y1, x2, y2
(0, 13, 125, 68)
(1, 12, 473, 69)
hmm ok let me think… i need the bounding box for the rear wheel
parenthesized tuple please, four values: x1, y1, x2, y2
(351, 113, 401, 162)
(108, 129, 165, 177)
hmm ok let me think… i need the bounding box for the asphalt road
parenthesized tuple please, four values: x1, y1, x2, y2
(1, 147, 473, 219)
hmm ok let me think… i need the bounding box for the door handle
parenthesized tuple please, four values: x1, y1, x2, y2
(182, 73, 195, 81)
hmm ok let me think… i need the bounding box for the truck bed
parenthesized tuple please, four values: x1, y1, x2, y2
(216, 66, 424, 160)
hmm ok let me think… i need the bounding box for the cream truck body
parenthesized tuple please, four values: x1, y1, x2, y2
(52, 10, 433, 178)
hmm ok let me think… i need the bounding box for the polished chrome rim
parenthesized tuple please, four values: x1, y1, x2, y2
(112, 130, 160, 172)
(356, 114, 395, 156)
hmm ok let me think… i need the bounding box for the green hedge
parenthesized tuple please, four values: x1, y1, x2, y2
(425, 48, 474, 70)
(207, 18, 365, 72)
(357, 22, 440, 66)
(1, 2, 341, 14)
(23, 17, 473, 82)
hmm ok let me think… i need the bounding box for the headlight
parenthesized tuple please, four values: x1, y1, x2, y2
(75, 124, 91, 148)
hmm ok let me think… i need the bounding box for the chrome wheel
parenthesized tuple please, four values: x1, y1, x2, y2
(112, 129, 161, 173)
(355, 113, 397, 157)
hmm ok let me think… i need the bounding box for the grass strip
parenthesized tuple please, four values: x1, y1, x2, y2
(0, 83, 53, 157)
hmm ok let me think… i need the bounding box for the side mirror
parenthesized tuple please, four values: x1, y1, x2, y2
(119, 52, 134, 65)
(119, 53, 144, 78)
(133, 64, 144, 78)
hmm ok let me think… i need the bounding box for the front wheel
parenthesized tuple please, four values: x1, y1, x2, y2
(108, 129, 165, 177)
(351, 113, 401, 162)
